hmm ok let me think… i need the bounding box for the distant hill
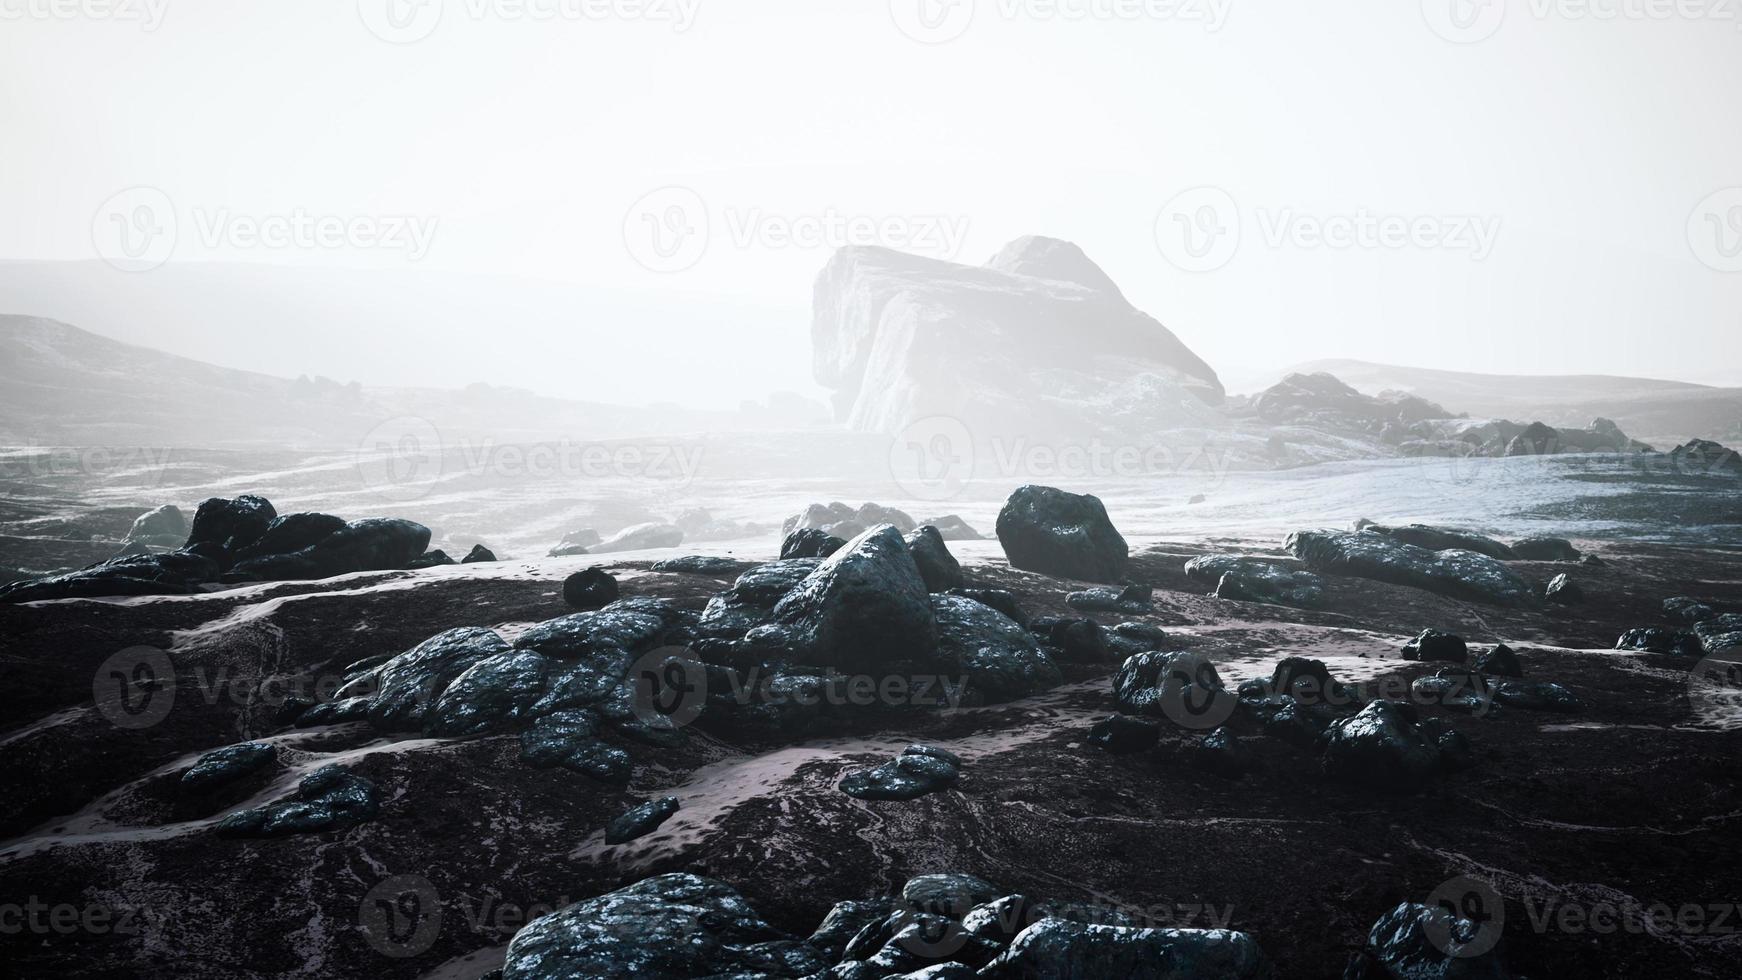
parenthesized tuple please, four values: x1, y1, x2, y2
(1264, 359, 1742, 448)
(0, 316, 821, 448)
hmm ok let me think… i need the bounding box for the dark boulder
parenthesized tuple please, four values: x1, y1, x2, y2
(1505, 421, 1562, 456)
(1213, 566, 1325, 608)
(1492, 680, 1581, 713)
(1474, 643, 1523, 677)
(1544, 573, 1583, 605)
(995, 485, 1128, 583)
(180, 742, 277, 794)
(215, 765, 380, 838)
(228, 518, 431, 581)
(907, 525, 965, 592)
(1285, 529, 1535, 606)
(424, 650, 552, 737)
(1695, 613, 1742, 655)
(1107, 621, 1170, 658)
(348, 627, 512, 731)
(809, 899, 899, 960)
(931, 594, 1061, 703)
(948, 587, 1028, 628)
(1344, 900, 1514, 979)
(462, 544, 497, 563)
(839, 746, 961, 801)
(1320, 701, 1463, 791)
(500, 874, 790, 979)
(1368, 524, 1516, 560)
(405, 550, 455, 569)
(1086, 714, 1160, 755)
(1668, 438, 1742, 476)
(563, 567, 620, 610)
(1512, 536, 1580, 561)
(781, 528, 846, 560)
(980, 919, 1274, 979)
(233, 512, 347, 561)
(1402, 629, 1468, 664)
(604, 797, 680, 844)
(1615, 627, 1703, 657)
(0, 549, 219, 603)
(902, 873, 1001, 918)
(186, 494, 277, 555)
(769, 525, 940, 673)
(1029, 616, 1111, 663)
(1114, 651, 1234, 729)
(696, 559, 820, 640)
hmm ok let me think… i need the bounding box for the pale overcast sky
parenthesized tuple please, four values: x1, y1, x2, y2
(3, 0, 1740, 401)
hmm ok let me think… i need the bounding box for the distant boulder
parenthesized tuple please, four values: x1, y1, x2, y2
(1505, 421, 1562, 456)
(995, 485, 1128, 583)
(780, 528, 845, 560)
(1669, 438, 1742, 476)
(125, 504, 186, 544)
(906, 525, 964, 593)
(1252, 371, 1454, 435)
(1366, 523, 1516, 560)
(1285, 529, 1534, 606)
(588, 522, 683, 554)
(923, 514, 983, 540)
(462, 544, 497, 563)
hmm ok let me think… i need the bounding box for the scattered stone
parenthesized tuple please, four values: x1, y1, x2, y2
(181, 742, 276, 794)
(1106, 621, 1170, 658)
(907, 525, 965, 593)
(1086, 714, 1160, 754)
(840, 747, 961, 801)
(1492, 680, 1582, 713)
(1028, 616, 1111, 662)
(995, 485, 1129, 583)
(1285, 529, 1535, 606)
(462, 544, 497, 563)
(1065, 584, 1152, 614)
(1544, 573, 1583, 605)
(563, 567, 620, 610)
(1402, 629, 1468, 664)
(605, 797, 680, 844)
(1512, 536, 1580, 561)
(215, 765, 380, 838)
(1114, 651, 1232, 724)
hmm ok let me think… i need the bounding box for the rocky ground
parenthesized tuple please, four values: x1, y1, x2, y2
(1, 515, 1739, 979)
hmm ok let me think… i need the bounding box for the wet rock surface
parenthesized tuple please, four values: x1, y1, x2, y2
(1286, 529, 1536, 606)
(996, 485, 1129, 583)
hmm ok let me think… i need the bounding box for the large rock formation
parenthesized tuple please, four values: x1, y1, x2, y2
(811, 237, 1224, 441)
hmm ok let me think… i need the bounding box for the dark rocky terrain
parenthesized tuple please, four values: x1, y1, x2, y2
(2, 489, 1739, 978)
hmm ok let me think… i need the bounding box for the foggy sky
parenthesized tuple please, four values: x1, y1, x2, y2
(3, 0, 1740, 405)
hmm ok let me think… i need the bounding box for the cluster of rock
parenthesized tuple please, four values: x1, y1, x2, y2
(784, 501, 982, 543)
(1238, 371, 1654, 459)
(549, 508, 769, 558)
(1616, 597, 1738, 658)
(498, 870, 1276, 979)
(0, 494, 473, 603)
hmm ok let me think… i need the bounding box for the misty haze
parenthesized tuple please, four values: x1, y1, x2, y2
(2, 4, 1741, 980)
